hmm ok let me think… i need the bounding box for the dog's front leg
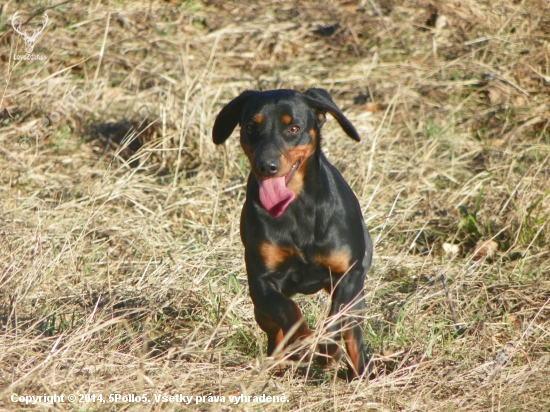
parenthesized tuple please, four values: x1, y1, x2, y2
(249, 278, 311, 358)
(323, 267, 370, 380)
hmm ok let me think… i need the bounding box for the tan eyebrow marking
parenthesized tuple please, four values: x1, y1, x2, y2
(281, 114, 292, 124)
(253, 113, 264, 123)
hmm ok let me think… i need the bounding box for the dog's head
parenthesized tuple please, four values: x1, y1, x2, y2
(212, 88, 360, 217)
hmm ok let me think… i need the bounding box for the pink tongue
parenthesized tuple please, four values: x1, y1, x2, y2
(259, 177, 295, 218)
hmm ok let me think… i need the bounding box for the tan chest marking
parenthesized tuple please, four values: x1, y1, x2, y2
(259, 241, 300, 271)
(314, 250, 351, 274)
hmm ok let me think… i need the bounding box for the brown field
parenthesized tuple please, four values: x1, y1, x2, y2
(1, 0, 549, 410)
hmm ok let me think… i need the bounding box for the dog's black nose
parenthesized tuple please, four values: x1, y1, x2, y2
(257, 159, 279, 177)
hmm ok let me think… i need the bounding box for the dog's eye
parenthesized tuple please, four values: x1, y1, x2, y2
(288, 126, 300, 134)
(246, 125, 253, 132)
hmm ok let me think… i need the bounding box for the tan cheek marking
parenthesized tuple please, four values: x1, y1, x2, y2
(283, 143, 315, 196)
(314, 250, 351, 274)
(281, 114, 292, 124)
(259, 241, 299, 271)
(253, 113, 264, 123)
(309, 128, 316, 140)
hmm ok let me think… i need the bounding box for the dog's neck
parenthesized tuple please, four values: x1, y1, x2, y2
(300, 131, 324, 198)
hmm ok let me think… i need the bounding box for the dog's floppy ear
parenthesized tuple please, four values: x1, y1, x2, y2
(212, 91, 258, 144)
(303, 88, 360, 142)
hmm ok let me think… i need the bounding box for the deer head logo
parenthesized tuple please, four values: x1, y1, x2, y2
(11, 11, 49, 54)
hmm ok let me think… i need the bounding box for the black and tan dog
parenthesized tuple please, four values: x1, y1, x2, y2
(212, 88, 373, 379)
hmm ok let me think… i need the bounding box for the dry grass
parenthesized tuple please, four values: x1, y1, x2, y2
(1, 0, 550, 410)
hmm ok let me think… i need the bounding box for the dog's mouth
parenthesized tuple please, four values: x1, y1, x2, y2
(258, 159, 300, 218)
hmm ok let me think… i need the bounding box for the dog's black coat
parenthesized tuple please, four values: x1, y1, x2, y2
(213, 88, 373, 379)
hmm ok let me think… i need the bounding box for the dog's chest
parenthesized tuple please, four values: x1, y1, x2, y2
(256, 238, 352, 295)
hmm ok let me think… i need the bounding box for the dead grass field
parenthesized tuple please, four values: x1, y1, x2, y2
(1, 0, 550, 410)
